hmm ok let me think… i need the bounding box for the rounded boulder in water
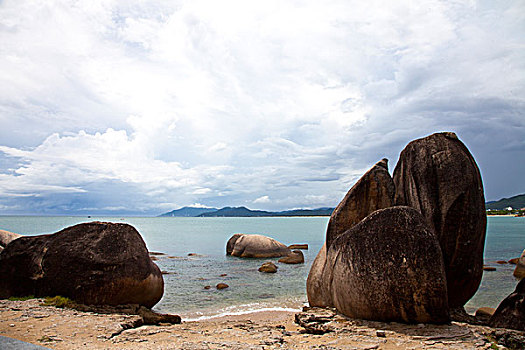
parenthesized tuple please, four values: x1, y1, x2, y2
(226, 233, 291, 258)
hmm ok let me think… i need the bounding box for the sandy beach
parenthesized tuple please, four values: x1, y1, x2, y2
(2, 298, 520, 349)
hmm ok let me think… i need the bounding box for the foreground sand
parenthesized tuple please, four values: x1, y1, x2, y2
(0, 299, 514, 349)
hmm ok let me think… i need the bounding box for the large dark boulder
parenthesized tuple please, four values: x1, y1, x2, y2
(326, 158, 394, 249)
(307, 159, 394, 308)
(325, 207, 449, 324)
(393, 132, 486, 308)
(226, 233, 291, 258)
(0, 222, 163, 308)
(489, 279, 525, 331)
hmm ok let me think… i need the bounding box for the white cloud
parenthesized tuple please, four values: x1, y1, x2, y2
(253, 195, 270, 204)
(0, 0, 524, 213)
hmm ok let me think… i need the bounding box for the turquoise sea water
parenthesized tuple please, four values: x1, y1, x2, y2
(0, 216, 523, 319)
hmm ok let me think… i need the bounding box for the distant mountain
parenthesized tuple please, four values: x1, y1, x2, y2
(198, 206, 273, 217)
(199, 206, 334, 217)
(486, 194, 525, 210)
(159, 206, 334, 217)
(159, 206, 218, 217)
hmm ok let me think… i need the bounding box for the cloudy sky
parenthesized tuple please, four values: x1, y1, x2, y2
(0, 0, 524, 215)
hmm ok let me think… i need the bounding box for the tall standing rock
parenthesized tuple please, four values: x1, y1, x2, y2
(326, 158, 395, 249)
(307, 159, 395, 308)
(0, 222, 164, 308)
(326, 207, 450, 324)
(393, 132, 486, 308)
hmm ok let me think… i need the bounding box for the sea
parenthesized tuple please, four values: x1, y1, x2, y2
(0, 215, 523, 321)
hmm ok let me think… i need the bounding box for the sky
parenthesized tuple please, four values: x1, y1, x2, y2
(0, 0, 524, 215)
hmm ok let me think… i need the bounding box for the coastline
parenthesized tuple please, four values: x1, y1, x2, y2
(0, 299, 512, 349)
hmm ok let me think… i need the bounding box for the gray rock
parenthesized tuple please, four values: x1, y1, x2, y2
(0, 335, 52, 350)
(393, 132, 486, 308)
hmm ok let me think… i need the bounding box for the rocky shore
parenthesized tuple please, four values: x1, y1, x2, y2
(2, 299, 524, 349)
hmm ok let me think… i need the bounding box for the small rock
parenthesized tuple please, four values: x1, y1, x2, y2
(216, 283, 229, 290)
(258, 262, 278, 273)
(288, 244, 308, 250)
(376, 330, 386, 337)
(278, 250, 304, 264)
(475, 307, 496, 318)
(496, 260, 508, 264)
(509, 258, 519, 265)
(149, 251, 166, 256)
(138, 306, 181, 325)
(220, 273, 227, 277)
(483, 266, 496, 271)
(204, 285, 211, 290)
(9, 323, 14, 327)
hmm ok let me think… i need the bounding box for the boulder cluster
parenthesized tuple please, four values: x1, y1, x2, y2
(307, 132, 487, 324)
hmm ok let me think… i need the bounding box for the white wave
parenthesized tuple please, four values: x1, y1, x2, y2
(183, 303, 303, 322)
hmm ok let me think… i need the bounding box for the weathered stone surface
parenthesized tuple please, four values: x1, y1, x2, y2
(306, 243, 332, 308)
(294, 308, 335, 334)
(325, 207, 449, 324)
(258, 262, 278, 273)
(0, 222, 163, 308)
(0, 229, 21, 249)
(307, 159, 395, 309)
(513, 249, 525, 279)
(489, 279, 525, 331)
(278, 250, 304, 264)
(326, 158, 394, 249)
(226, 234, 291, 258)
(393, 132, 486, 308)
